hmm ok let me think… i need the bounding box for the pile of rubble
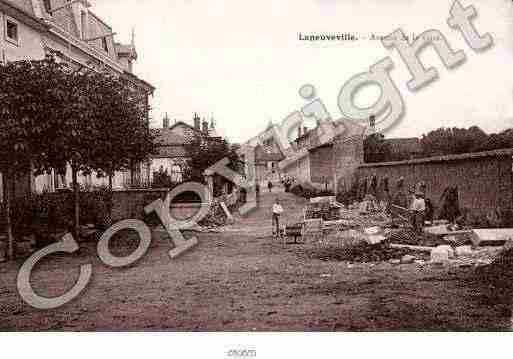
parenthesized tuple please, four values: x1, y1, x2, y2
(354, 223, 510, 267)
(312, 241, 427, 263)
(311, 195, 513, 267)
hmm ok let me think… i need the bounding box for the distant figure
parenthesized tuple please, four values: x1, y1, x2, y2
(381, 177, 391, 213)
(268, 180, 273, 193)
(424, 198, 434, 223)
(370, 175, 378, 198)
(439, 186, 461, 223)
(393, 176, 408, 209)
(255, 183, 260, 203)
(272, 198, 284, 238)
(358, 177, 368, 201)
(410, 191, 426, 234)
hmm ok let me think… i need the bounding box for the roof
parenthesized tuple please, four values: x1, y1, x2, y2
(122, 71, 155, 93)
(168, 121, 198, 133)
(153, 145, 188, 159)
(303, 118, 366, 152)
(308, 142, 333, 152)
(151, 128, 188, 145)
(359, 148, 513, 168)
(256, 152, 285, 162)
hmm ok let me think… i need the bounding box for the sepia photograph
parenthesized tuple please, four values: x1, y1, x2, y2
(1, 0, 513, 356)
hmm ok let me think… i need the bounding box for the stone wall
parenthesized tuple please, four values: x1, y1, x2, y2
(333, 134, 365, 195)
(111, 189, 168, 222)
(357, 149, 513, 216)
(111, 187, 242, 223)
(309, 144, 333, 186)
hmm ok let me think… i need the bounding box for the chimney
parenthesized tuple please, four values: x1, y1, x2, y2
(297, 125, 302, 138)
(202, 118, 208, 134)
(369, 115, 376, 133)
(193, 113, 200, 131)
(163, 113, 169, 128)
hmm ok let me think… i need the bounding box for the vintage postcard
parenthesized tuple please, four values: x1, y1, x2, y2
(0, 0, 512, 356)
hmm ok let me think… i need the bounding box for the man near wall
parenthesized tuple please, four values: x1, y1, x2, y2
(410, 191, 426, 234)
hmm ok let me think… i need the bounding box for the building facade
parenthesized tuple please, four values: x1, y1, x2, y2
(150, 113, 222, 186)
(0, 0, 154, 194)
(244, 118, 366, 194)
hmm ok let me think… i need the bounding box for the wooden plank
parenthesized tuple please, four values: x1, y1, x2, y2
(220, 202, 235, 224)
(424, 225, 472, 237)
(310, 196, 335, 204)
(389, 243, 433, 252)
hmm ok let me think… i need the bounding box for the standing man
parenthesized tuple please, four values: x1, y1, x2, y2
(267, 180, 273, 193)
(272, 198, 284, 238)
(410, 191, 426, 234)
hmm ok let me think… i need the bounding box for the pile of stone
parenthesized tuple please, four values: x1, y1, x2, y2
(197, 200, 235, 229)
(312, 241, 427, 263)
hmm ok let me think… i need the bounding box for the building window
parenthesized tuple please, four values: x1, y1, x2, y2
(5, 18, 19, 45)
(43, 0, 52, 13)
(102, 37, 109, 52)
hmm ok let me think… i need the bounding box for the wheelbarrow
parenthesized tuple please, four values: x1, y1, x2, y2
(284, 223, 304, 244)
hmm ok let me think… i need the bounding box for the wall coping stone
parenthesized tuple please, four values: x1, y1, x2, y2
(359, 148, 513, 168)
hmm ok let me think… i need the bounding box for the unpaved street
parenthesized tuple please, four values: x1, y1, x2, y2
(0, 189, 511, 331)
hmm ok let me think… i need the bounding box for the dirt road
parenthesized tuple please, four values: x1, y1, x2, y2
(0, 187, 511, 331)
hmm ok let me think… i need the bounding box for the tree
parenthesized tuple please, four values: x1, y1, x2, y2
(184, 136, 240, 196)
(0, 56, 156, 255)
(87, 73, 156, 188)
(476, 128, 513, 151)
(54, 69, 155, 240)
(0, 56, 68, 258)
(364, 133, 391, 163)
(420, 126, 488, 157)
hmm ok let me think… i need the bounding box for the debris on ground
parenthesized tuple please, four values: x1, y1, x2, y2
(401, 255, 416, 264)
(389, 243, 433, 253)
(455, 245, 473, 257)
(310, 242, 427, 263)
(430, 245, 455, 263)
(197, 200, 233, 229)
(363, 226, 386, 244)
(294, 195, 513, 270)
(424, 224, 471, 236)
(386, 228, 446, 247)
(470, 228, 513, 247)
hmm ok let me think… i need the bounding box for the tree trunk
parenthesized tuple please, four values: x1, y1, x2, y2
(130, 161, 134, 188)
(107, 173, 114, 225)
(3, 172, 14, 260)
(72, 167, 80, 241)
(27, 161, 33, 198)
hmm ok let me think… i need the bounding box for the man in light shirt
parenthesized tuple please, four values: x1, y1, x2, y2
(272, 198, 284, 238)
(410, 191, 426, 234)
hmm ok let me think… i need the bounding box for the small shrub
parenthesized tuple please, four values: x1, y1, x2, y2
(0, 188, 112, 242)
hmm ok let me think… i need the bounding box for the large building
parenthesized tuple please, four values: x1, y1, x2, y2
(244, 118, 367, 194)
(0, 0, 154, 193)
(149, 113, 222, 184)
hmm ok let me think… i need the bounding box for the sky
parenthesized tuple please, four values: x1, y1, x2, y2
(93, 0, 513, 143)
